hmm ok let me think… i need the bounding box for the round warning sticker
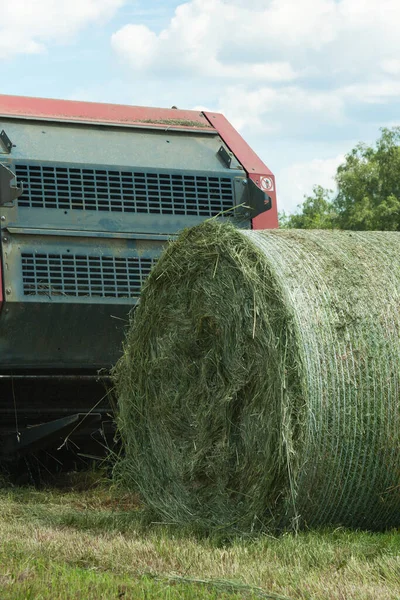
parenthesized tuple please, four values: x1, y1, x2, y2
(260, 176, 274, 192)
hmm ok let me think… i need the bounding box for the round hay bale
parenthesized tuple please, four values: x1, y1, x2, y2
(114, 221, 400, 532)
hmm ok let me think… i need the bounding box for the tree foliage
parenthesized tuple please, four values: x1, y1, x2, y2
(281, 127, 400, 230)
(279, 185, 337, 229)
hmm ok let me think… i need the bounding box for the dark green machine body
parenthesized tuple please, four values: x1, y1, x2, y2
(0, 119, 253, 369)
(0, 113, 263, 459)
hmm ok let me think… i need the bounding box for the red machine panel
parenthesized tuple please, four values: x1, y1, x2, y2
(0, 95, 213, 131)
(0, 95, 278, 230)
(203, 112, 278, 229)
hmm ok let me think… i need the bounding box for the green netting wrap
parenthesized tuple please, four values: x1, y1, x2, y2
(114, 222, 400, 532)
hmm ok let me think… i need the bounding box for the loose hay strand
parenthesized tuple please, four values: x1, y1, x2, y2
(114, 222, 400, 532)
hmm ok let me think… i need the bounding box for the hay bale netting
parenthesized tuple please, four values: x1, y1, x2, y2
(114, 221, 400, 532)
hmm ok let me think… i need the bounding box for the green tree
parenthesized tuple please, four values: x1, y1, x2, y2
(334, 127, 400, 230)
(279, 185, 337, 229)
(282, 127, 400, 230)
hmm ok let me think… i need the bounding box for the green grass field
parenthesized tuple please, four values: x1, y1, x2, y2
(0, 474, 399, 599)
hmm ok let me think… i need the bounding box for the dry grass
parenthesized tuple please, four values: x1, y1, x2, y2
(0, 483, 399, 599)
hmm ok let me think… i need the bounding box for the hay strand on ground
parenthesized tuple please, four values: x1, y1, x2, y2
(114, 222, 400, 532)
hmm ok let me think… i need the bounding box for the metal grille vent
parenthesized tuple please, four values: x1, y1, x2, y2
(15, 164, 235, 217)
(21, 253, 155, 298)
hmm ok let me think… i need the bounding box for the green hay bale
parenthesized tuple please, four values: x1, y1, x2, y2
(114, 222, 400, 532)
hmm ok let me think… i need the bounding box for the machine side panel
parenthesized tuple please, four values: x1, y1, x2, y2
(0, 244, 2, 307)
(0, 119, 250, 236)
(1, 231, 162, 306)
(4, 160, 248, 235)
(0, 120, 228, 172)
(0, 113, 257, 373)
(203, 112, 279, 229)
(0, 231, 164, 368)
(0, 302, 130, 369)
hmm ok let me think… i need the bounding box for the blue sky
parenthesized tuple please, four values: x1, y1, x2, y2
(1, 0, 399, 213)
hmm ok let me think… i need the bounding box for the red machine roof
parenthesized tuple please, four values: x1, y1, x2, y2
(0, 94, 213, 131)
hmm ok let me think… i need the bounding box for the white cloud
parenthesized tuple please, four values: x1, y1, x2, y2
(110, 0, 400, 143)
(278, 155, 344, 213)
(215, 77, 400, 139)
(381, 59, 400, 75)
(111, 0, 300, 82)
(0, 0, 125, 59)
(111, 24, 158, 70)
(261, 0, 340, 50)
(111, 0, 400, 79)
(216, 85, 345, 134)
(343, 81, 400, 104)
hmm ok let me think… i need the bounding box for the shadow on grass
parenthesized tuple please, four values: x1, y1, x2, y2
(1, 472, 400, 556)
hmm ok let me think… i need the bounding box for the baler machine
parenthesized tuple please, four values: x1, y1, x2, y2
(0, 95, 278, 460)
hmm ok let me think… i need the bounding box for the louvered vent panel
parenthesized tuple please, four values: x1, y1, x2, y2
(15, 164, 235, 217)
(21, 253, 155, 298)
